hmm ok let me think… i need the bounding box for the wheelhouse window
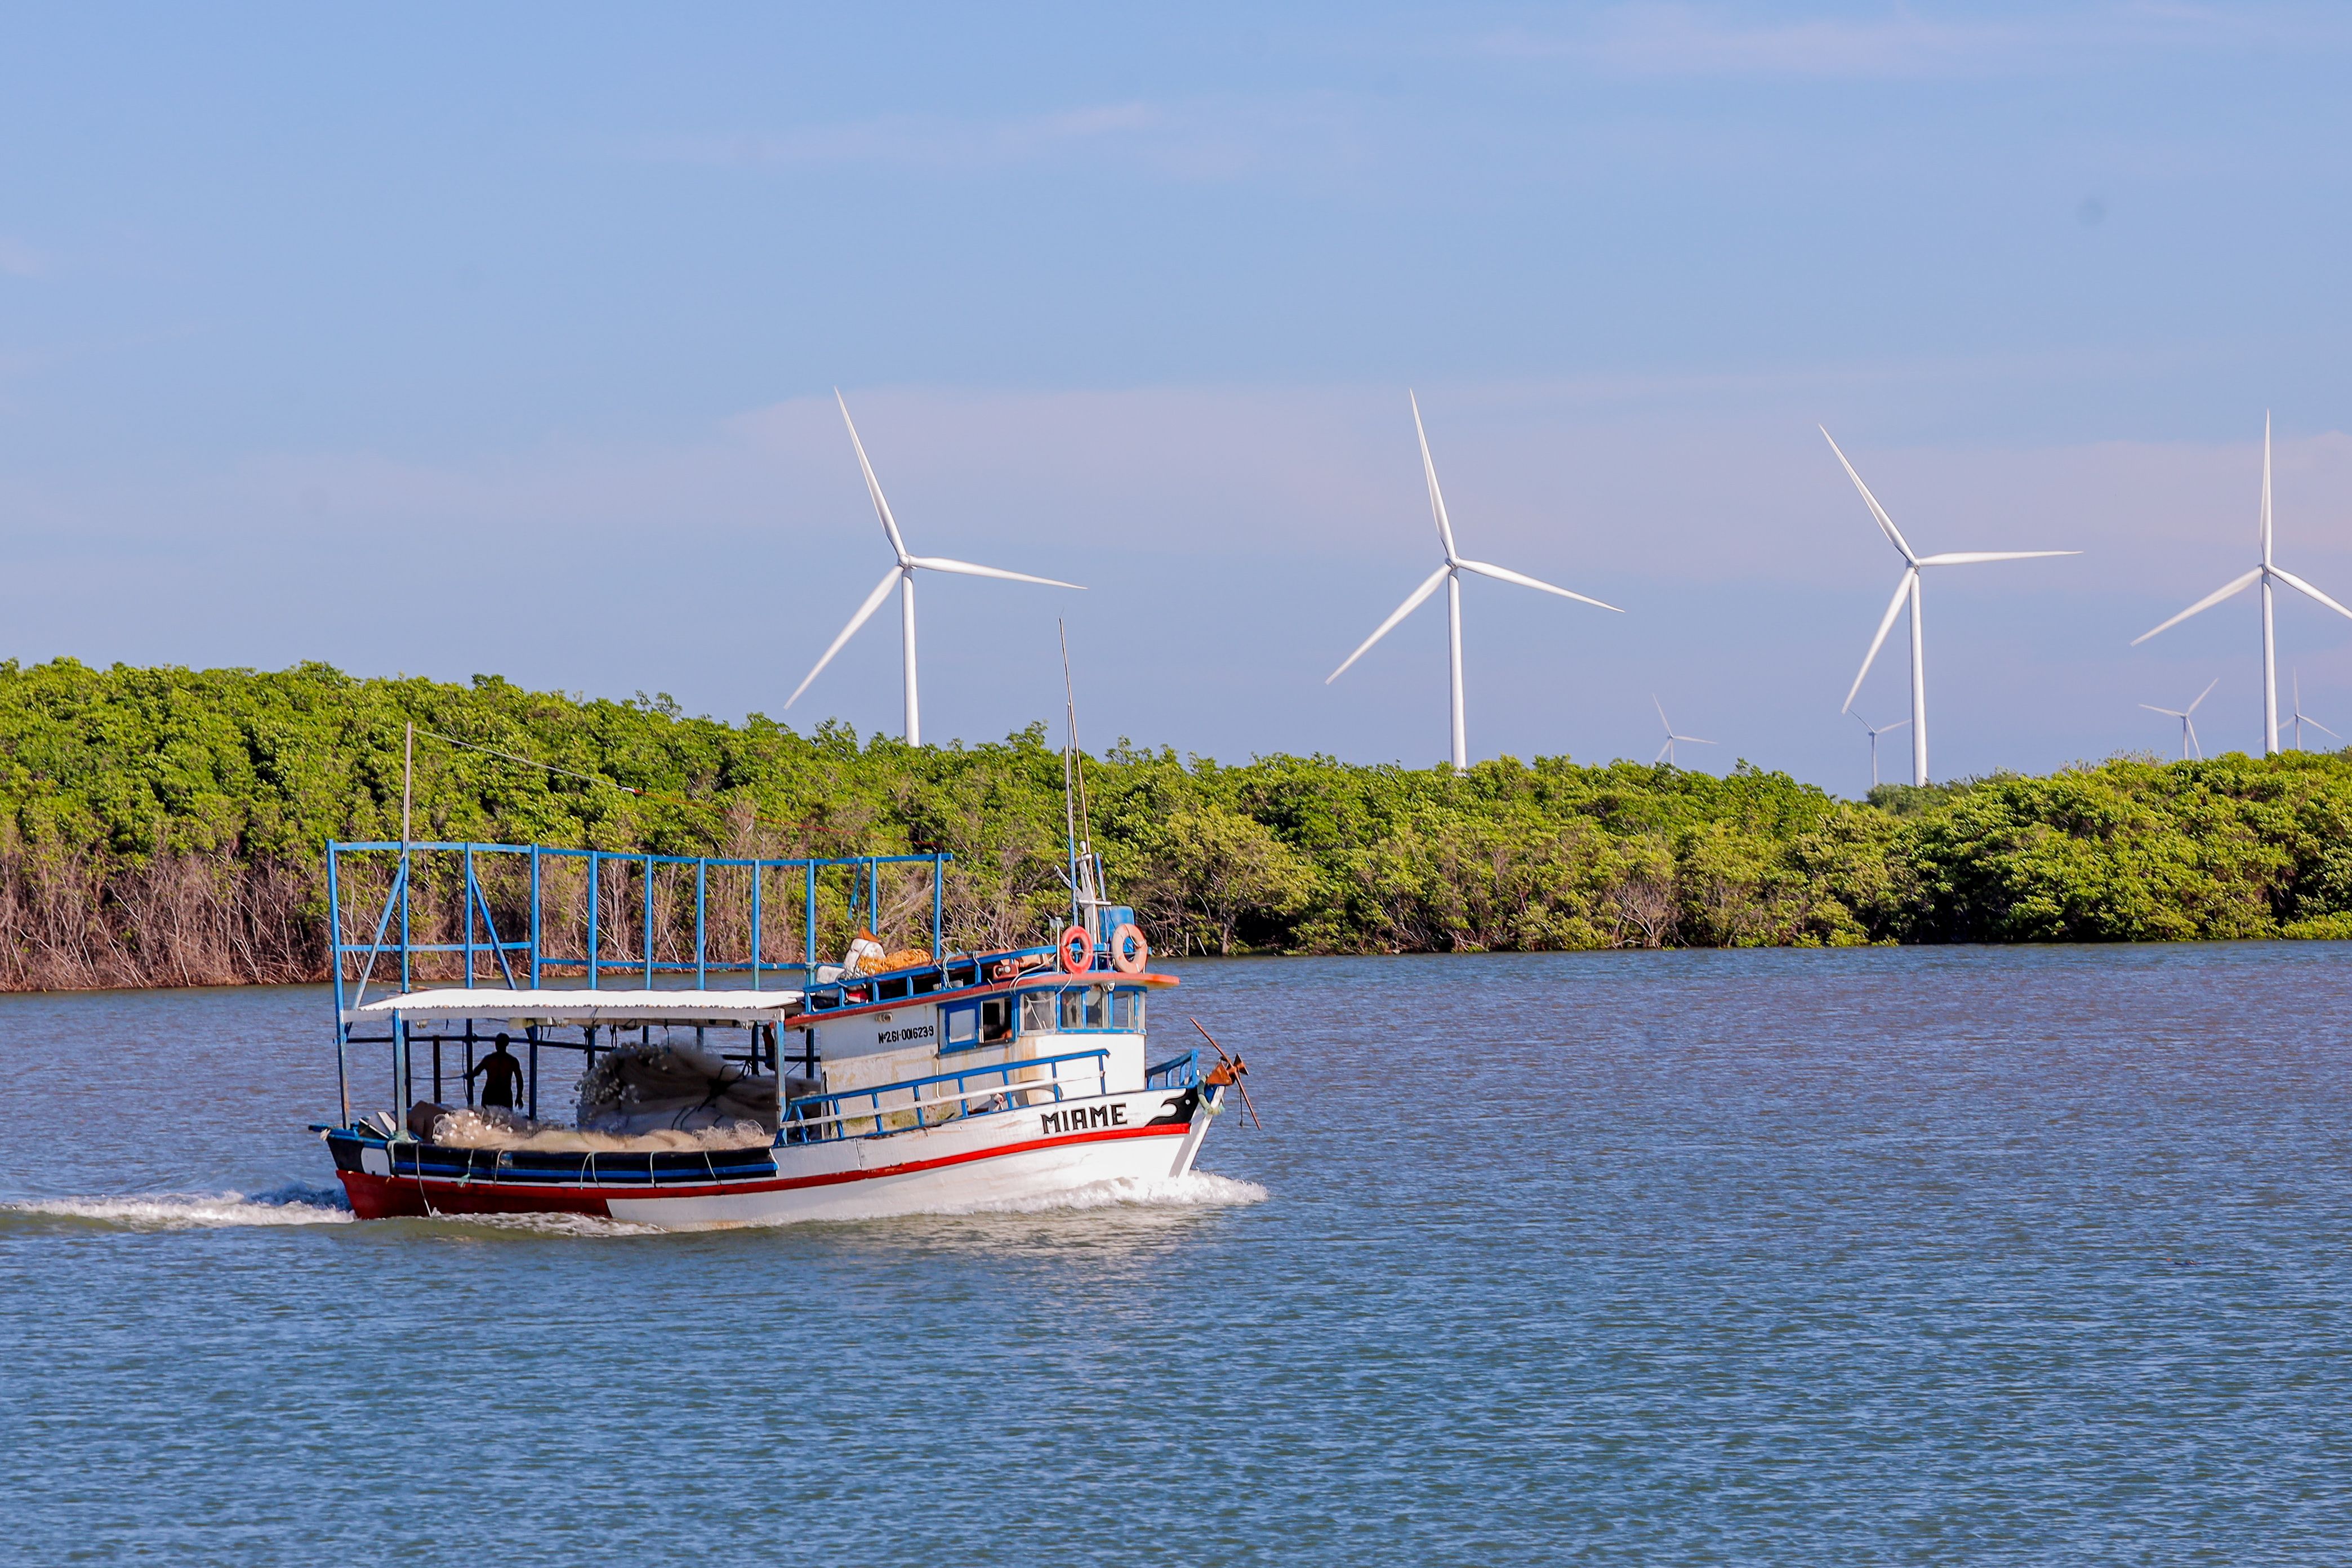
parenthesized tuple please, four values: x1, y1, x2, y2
(1059, 985, 1112, 1031)
(945, 995, 1018, 1052)
(1022, 986, 1142, 1035)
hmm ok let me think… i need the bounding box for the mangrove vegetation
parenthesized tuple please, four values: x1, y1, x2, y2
(2, 657, 2351, 991)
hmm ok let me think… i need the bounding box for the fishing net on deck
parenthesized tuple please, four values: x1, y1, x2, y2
(428, 1106, 772, 1153)
(409, 1038, 781, 1151)
(576, 1040, 778, 1138)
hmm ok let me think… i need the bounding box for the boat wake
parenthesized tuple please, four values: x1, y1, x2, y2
(939, 1170, 1269, 1217)
(0, 1173, 1264, 1238)
(0, 1182, 355, 1231)
(417, 1210, 661, 1239)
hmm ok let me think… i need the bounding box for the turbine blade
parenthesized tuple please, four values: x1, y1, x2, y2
(1881, 718, 1910, 732)
(1655, 738, 1672, 764)
(1913, 550, 2082, 565)
(2130, 568, 2262, 645)
(1842, 570, 1916, 712)
(1410, 391, 1459, 564)
(1453, 558, 1622, 611)
(2141, 705, 2187, 718)
(785, 566, 903, 709)
(2306, 715, 2341, 740)
(1327, 564, 1450, 684)
(2186, 676, 2220, 714)
(2269, 567, 2352, 625)
(1820, 426, 1917, 564)
(1653, 694, 1671, 734)
(905, 555, 1084, 590)
(1676, 734, 1717, 746)
(837, 392, 910, 564)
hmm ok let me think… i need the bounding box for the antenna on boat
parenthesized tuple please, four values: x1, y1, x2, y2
(1189, 1016, 1261, 1130)
(1058, 620, 1104, 931)
(401, 722, 414, 854)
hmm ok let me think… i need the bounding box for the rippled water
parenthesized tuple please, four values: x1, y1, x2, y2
(3, 946, 2349, 1564)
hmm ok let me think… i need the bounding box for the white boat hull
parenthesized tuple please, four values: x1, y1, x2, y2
(333, 1086, 1218, 1230)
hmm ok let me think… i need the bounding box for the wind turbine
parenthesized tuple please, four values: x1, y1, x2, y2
(1652, 697, 1714, 767)
(1328, 393, 1621, 770)
(2140, 677, 2219, 760)
(1824, 427, 2079, 786)
(786, 393, 1083, 745)
(2289, 670, 2339, 752)
(1848, 709, 1912, 788)
(2131, 415, 2352, 754)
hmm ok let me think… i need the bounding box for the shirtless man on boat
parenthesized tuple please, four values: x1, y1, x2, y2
(467, 1034, 524, 1111)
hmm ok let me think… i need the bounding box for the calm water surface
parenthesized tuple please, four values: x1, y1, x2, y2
(3, 946, 2349, 1564)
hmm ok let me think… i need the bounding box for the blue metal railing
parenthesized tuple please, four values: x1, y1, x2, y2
(783, 1046, 1112, 1143)
(798, 945, 1064, 1013)
(796, 941, 1174, 1016)
(1145, 1049, 1201, 1090)
(325, 838, 955, 1129)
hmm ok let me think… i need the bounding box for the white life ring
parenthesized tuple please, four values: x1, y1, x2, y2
(1108, 923, 1148, 974)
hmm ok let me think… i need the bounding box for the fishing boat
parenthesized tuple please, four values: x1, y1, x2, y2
(315, 829, 1245, 1228)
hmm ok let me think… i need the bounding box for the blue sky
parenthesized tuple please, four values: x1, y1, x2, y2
(4, 3, 2351, 794)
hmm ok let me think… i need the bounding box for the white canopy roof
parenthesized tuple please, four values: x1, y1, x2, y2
(347, 987, 803, 1024)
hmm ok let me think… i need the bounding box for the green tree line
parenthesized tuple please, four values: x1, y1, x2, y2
(2, 657, 2349, 990)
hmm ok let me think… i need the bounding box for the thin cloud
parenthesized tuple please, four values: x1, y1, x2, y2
(682, 102, 1161, 170)
(632, 95, 1358, 182)
(0, 238, 47, 278)
(1480, 2, 2350, 81)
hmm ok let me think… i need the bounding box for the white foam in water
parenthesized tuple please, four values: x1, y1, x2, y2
(1, 1174, 1264, 1236)
(429, 1210, 660, 1239)
(1, 1182, 355, 1231)
(930, 1170, 1270, 1217)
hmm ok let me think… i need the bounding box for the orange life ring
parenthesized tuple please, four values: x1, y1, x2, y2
(1108, 923, 1148, 974)
(1057, 925, 1092, 974)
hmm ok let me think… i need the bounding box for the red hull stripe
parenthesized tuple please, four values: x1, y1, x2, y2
(338, 1120, 1189, 1219)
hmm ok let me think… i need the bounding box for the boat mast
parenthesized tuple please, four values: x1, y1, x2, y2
(397, 720, 414, 1126)
(1058, 621, 1103, 932)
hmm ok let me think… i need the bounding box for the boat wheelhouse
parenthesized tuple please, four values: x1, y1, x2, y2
(317, 839, 1228, 1227)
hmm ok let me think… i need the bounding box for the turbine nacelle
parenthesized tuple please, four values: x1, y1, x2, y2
(2130, 415, 2352, 755)
(1652, 696, 1715, 768)
(1823, 426, 2079, 785)
(2289, 670, 2340, 752)
(1328, 393, 1622, 770)
(786, 393, 1084, 745)
(2140, 677, 2218, 760)
(1848, 709, 1912, 788)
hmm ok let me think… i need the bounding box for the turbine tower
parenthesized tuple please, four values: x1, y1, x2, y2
(1848, 709, 1911, 789)
(2289, 670, 2338, 752)
(2140, 676, 2219, 760)
(1824, 427, 2078, 786)
(1328, 393, 1621, 769)
(787, 393, 1083, 745)
(2131, 415, 2352, 754)
(1652, 697, 1715, 767)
